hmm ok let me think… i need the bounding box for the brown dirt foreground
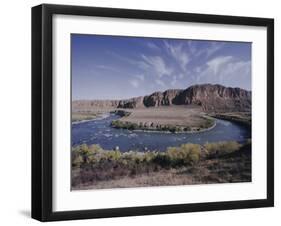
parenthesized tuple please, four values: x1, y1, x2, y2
(72, 144, 251, 190)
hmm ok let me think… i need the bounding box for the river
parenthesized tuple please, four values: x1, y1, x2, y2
(72, 114, 251, 152)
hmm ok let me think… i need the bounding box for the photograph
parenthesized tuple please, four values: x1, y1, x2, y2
(71, 34, 252, 190)
(30, 3, 274, 221)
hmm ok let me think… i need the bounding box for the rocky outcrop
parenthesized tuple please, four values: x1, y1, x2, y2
(143, 92, 163, 107)
(73, 84, 251, 112)
(173, 84, 251, 112)
(118, 96, 144, 108)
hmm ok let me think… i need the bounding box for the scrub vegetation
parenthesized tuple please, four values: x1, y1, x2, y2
(71, 140, 251, 190)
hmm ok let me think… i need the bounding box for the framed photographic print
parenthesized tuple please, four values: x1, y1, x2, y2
(32, 4, 274, 221)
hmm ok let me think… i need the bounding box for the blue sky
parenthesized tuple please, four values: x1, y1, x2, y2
(72, 34, 251, 100)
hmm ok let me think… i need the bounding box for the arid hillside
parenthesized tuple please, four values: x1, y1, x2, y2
(73, 84, 251, 113)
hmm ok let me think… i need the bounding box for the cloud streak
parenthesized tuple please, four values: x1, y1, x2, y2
(207, 56, 233, 75)
(196, 56, 251, 90)
(193, 42, 225, 59)
(164, 41, 190, 71)
(155, 79, 166, 88)
(72, 34, 252, 99)
(141, 55, 173, 78)
(130, 79, 140, 88)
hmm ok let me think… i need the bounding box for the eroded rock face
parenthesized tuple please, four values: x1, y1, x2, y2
(143, 92, 164, 107)
(118, 96, 143, 108)
(174, 84, 251, 112)
(73, 84, 251, 112)
(163, 89, 182, 106)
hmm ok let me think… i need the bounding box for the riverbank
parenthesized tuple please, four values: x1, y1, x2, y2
(210, 112, 251, 127)
(72, 112, 110, 124)
(71, 140, 251, 190)
(72, 107, 251, 133)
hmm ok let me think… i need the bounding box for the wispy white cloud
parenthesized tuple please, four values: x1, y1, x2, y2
(94, 64, 121, 73)
(147, 42, 160, 51)
(73, 35, 251, 100)
(207, 56, 233, 75)
(107, 51, 150, 70)
(206, 42, 225, 58)
(141, 55, 173, 78)
(107, 42, 249, 91)
(196, 56, 251, 89)
(155, 79, 166, 88)
(130, 79, 140, 88)
(135, 74, 145, 81)
(187, 40, 197, 55)
(222, 60, 251, 79)
(194, 66, 202, 73)
(171, 76, 178, 87)
(194, 42, 224, 59)
(136, 61, 150, 70)
(164, 41, 190, 71)
(130, 74, 146, 88)
(178, 73, 184, 79)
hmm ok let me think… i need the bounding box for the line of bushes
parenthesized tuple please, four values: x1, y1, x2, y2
(111, 120, 186, 132)
(110, 110, 131, 117)
(111, 120, 139, 130)
(72, 143, 201, 168)
(72, 140, 246, 170)
(111, 117, 215, 133)
(200, 117, 215, 129)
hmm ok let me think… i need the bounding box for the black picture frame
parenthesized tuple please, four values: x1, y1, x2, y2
(32, 3, 274, 222)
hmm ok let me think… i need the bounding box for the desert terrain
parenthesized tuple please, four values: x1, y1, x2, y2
(71, 84, 252, 189)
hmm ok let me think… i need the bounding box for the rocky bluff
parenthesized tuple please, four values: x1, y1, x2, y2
(72, 84, 251, 112)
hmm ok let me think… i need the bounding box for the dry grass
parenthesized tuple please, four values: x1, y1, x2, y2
(72, 112, 100, 122)
(204, 141, 242, 157)
(72, 169, 194, 190)
(72, 107, 116, 122)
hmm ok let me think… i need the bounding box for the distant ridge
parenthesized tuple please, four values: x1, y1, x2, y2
(72, 84, 251, 112)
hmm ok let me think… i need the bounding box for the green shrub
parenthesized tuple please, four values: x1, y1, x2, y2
(152, 152, 172, 167)
(142, 151, 157, 163)
(111, 120, 122, 128)
(72, 143, 203, 168)
(72, 141, 243, 170)
(122, 151, 145, 163)
(128, 122, 138, 130)
(166, 143, 201, 166)
(179, 143, 201, 164)
(89, 144, 103, 154)
(204, 141, 242, 155)
(104, 150, 122, 161)
(71, 152, 83, 168)
(80, 143, 89, 154)
(184, 126, 191, 131)
(168, 125, 176, 133)
(111, 120, 140, 130)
